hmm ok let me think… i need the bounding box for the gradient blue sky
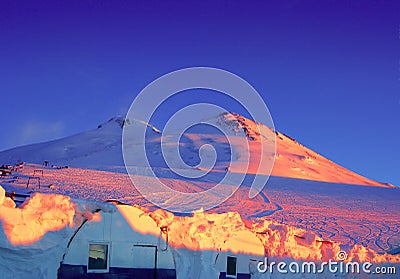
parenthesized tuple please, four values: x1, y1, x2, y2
(1, 1, 399, 185)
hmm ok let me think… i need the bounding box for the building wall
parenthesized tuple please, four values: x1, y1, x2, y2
(60, 205, 176, 278)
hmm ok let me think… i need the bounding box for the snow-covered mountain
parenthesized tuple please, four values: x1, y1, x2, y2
(0, 113, 392, 188)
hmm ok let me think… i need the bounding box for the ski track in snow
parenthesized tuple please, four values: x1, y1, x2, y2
(1, 164, 399, 255)
(265, 178, 400, 254)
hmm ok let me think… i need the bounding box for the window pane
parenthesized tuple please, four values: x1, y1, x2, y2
(88, 244, 108, 270)
(227, 256, 237, 276)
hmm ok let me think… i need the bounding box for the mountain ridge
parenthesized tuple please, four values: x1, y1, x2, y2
(0, 113, 394, 188)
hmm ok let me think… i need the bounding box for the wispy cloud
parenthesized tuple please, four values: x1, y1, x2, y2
(5, 120, 65, 149)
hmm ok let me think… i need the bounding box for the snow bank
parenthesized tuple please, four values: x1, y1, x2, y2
(0, 186, 75, 278)
(0, 187, 15, 208)
(251, 219, 400, 264)
(164, 209, 264, 255)
(0, 185, 112, 279)
(1, 186, 398, 278)
(150, 209, 264, 278)
(150, 207, 399, 278)
(0, 193, 75, 246)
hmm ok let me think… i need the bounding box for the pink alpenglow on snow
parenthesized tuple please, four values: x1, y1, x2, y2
(0, 185, 105, 246)
(250, 219, 400, 264)
(0, 188, 398, 278)
(223, 113, 391, 187)
(0, 113, 393, 188)
(0, 187, 75, 246)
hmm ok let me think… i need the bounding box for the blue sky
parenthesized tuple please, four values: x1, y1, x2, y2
(1, 1, 399, 185)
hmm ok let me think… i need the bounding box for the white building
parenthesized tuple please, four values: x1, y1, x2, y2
(58, 204, 176, 279)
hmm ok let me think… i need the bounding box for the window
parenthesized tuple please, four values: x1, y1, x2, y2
(88, 243, 109, 272)
(226, 256, 237, 277)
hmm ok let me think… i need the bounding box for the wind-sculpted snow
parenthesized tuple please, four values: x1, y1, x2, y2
(0, 186, 398, 278)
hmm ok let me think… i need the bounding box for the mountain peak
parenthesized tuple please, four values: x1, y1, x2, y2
(223, 112, 262, 141)
(97, 116, 126, 129)
(210, 112, 271, 142)
(97, 116, 161, 134)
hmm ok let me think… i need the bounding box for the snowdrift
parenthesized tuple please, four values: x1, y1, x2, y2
(0, 186, 113, 278)
(0, 186, 398, 278)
